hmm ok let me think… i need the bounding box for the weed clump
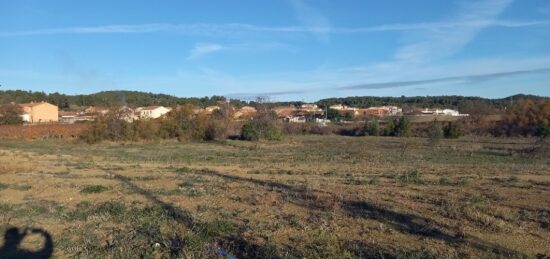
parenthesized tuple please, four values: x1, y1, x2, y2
(399, 170, 424, 184)
(438, 177, 451, 185)
(80, 185, 109, 194)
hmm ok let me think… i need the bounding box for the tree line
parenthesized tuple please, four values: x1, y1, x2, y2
(315, 94, 549, 114)
(0, 90, 236, 109)
(2, 90, 547, 113)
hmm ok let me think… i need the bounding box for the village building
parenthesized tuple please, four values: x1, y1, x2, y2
(354, 106, 403, 117)
(330, 105, 359, 116)
(204, 106, 221, 114)
(136, 106, 171, 119)
(59, 111, 95, 124)
(329, 104, 346, 110)
(84, 106, 109, 115)
(233, 106, 257, 119)
(283, 115, 307, 123)
(420, 108, 465, 116)
(275, 105, 326, 123)
(19, 101, 59, 123)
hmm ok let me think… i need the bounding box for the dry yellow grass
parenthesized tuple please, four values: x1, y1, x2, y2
(0, 135, 549, 258)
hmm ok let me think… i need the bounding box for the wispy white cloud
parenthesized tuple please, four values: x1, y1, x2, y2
(187, 43, 224, 60)
(288, 0, 331, 41)
(217, 53, 550, 98)
(222, 66, 550, 98)
(340, 68, 550, 90)
(2, 19, 548, 37)
(186, 42, 294, 60)
(392, 0, 514, 65)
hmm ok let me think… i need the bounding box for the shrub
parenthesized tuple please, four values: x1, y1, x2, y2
(241, 123, 260, 141)
(203, 120, 226, 141)
(495, 99, 550, 137)
(395, 117, 411, 137)
(343, 111, 355, 121)
(363, 118, 380, 136)
(0, 104, 23, 125)
(283, 123, 332, 135)
(80, 119, 108, 144)
(444, 122, 461, 139)
(130, 119, 159, 141)
(159, 106, 227, 142)
(79, 107, 133, 143)
(382, 119, 395, 136)
(535, 125, 550, 138)
(384, 117, 410, 137)
(241, 120, 283, 141)
(427, 120, 443, 144)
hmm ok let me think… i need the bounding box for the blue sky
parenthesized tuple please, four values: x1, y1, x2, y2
(1, 0, 550, 101)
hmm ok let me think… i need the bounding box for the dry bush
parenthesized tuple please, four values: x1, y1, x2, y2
(0, 104, 23, 125)
(282, 123, 332, 135)
(495, 99, 550, 137)
(158, 105, 227, 142)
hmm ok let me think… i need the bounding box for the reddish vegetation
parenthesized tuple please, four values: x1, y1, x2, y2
(0, 124, 89, 140)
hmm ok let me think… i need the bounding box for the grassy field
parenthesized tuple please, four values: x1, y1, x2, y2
(0, 135, 549, 258)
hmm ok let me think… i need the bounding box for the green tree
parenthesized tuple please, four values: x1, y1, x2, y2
(326, 109, 341, 122)
(343, 111, 355, 121)
(383, 119, 396, 136)
(394, 117, 410, 137)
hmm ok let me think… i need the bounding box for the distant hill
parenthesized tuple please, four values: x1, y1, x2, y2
(315, 94, 550, 114)
(0, 90, 547, 112)
(0, 90, 230, 109)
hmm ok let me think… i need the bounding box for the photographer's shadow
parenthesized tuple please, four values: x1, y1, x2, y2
(0, 227, 53, 259)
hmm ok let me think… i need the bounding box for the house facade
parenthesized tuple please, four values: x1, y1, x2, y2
(136, 106, 172, 119)
(19, 102, 59, 123)
(421, 108, 461, 116)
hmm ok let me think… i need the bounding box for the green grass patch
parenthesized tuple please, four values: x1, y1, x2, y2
(80, 185, 109, 194)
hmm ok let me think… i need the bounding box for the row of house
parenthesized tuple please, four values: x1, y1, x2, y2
(57, 106, 172, 123)
(9, 102, 176, 124)
(272, 104, 404, 123)
(15, 101, 259, 124)
(418, 108, 468, 116)
(274, 104, 327, 123)
(330, 104, 468, 117)
(9, 101, 466, 125)
(330, 104, 403, 117)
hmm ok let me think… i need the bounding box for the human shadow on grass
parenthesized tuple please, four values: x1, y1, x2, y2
(188, 168, 529, 258)
(0, 227, 53, 259)
(111, 172, 280, 259)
